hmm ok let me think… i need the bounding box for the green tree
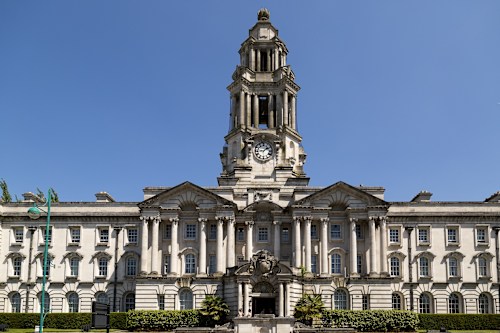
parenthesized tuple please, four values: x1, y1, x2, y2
(199, 295, 230, 327)
(36, 187, 59, 203)
(294, 294, 324, 326)
(0, 179, 12, 203)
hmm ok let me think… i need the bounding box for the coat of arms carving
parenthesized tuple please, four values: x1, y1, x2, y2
(248, 250, 280, 278)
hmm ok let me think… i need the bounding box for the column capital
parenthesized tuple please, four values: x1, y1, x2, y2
(272, 221, 282, 226)
(140, 214, 161, 223)
(293, 216, 301, 224)
(320, 217, 329, 225)
(198, 217, 208, 223)
(349, 217, 358, 224)
(245, 220, 254, 227)
(303, 216, 313, 224)
(169, 217, 179, 225)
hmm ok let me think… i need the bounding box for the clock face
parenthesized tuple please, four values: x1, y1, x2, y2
(254, 141, 273, 160)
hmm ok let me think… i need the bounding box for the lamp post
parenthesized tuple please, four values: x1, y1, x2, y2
(27, 189, 53, 333)
(25, 225, 37, 313)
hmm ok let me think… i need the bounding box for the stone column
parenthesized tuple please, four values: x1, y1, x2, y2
(320, 217, 329, 275)
(291, 95, 296, 129)
(226, 217, 235, 268)
(283, 90, 289, 125)
(350, 218, 358, 276)
(139, 217, 149, 275)
(279, 283, 284, 317)
(198, 218, 207, 275)
(252, 94, 259, 127)
(273, 221, 281, 259)
(230, 95, 236, 130)
(256, 49, 261, 72)
(293, 217, 302, 267)
(369, 217, 377, 276)
(243, 283, 251, 315)
(266, 49, 271, 71)
(380, 217, 388, 275)
(250, 48, 255, 71)
(274, 48, 279, 69)
(151, 216, 160, 275)
(170, 217, 179, 275)
(216, 217, 225, 274)
(239, 90, 245, 127)
(245, 221, 254, 260)
(285, 283, 290, 316)
(276, 93, 283, 126)
(268, 94, 274, 128)
(304, 216, 312, 272)
(246, 93, 252, 127)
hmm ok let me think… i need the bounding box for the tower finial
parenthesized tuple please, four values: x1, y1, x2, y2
(258, 8, 270, 21)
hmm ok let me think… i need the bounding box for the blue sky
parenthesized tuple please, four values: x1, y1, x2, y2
(1, 1, 499, 203)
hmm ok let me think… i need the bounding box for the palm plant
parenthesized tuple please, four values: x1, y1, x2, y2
(199, 295, 230, 327)
(293, 294, 324, 326)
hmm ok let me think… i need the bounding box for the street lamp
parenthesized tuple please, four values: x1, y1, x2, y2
(27, 189, 54, 333)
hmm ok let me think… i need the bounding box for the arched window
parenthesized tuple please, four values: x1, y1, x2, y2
(126, 257, 137, 276)
(179, 289, 193, 310)
(68, 292, 79, 313)
(390, 257, 400, 277)
(185, 254, 196, 274)
(334, 289, 348, 310)
(419, 257, 429, 277)
(478, 293, 491, 314)
(331, 253, 341, 274)
(392, 293, 402, 310)
(419, 293, 432, 313)
(11, 292, 21, 313)
(124, 293, 135, 311)
(448, 293, 461, 313)
(12, 257, 22, 277)
(96, 292, 109, 304)
(38, 292, 50, 313)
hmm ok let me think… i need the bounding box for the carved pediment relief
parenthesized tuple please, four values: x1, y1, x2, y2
(294, 181, 388, 210)
(139, 181, 236, 210)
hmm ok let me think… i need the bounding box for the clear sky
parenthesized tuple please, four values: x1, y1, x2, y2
(1, 1, 499, 203)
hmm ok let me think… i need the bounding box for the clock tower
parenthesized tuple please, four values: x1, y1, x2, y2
(219, 9, 308, 189)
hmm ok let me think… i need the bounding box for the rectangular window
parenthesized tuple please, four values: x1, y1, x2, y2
(389, 229, 400, 243)
(127, 228, 138, 244)
(164, 255, 170, 274)
(99, 228, 109, 243)
(418, 228, 429, 244)
(311, 255, 317, 274)
(330, 224, 341, 240)
(356, 224, 363, 239)
(98, 258, 108, 277)
(209, 224, 217, 240)
(478, 257, 488, 277)
(158, 295, 165, 310)
(42, 227, 52, 243)
(209, 255, 216, 275)
(447, 227, 459, 244)
(390, 257, 400, 277)
(13, 257, 22, 276)
(237, 227, 245, 241)
(258, 227, 268, 242)
(164, 224, 172, 239)
(310, 225, 318, 239)
(13, 228, 24, 243)
(331, 254, 341, 274)
(185, 224, 196, 239)
(357, 255, 362, 275)
(70, 257, 79, 276)
(70, 228, 80, 244)
(448, 258, 458, 277)
(281, 227, 289, 242)
(476, 227, 488, 244)
(419, 258, 429, 277)
(362, 295, 369, 310)
(126, 257, 137, 276)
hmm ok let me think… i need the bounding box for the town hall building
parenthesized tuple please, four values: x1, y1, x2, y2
(1, 9, 499, 316)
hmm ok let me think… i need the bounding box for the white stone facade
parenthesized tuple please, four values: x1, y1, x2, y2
(0, 9, 499, 316)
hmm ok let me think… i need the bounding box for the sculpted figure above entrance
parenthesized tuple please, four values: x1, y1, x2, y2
(248, 250, 280, 278)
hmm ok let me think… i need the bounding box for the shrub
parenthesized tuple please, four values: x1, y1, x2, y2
(294, 294, 324, 326)
(418, 314, 500, 330)
(199, 295, 230, 327)
(322, 310, 419, 332)
(110, 312, 128, 329)
(126, 310, 202, 331)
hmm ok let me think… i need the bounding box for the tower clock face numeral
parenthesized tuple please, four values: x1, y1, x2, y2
(254, 141, 273, 160)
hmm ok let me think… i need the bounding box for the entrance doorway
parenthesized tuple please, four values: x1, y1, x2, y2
(253, 297, 276, 316)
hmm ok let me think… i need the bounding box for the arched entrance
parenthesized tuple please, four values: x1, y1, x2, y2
(252, 281, 276, 315)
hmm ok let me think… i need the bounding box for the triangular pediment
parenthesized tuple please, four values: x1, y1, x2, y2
(294, 181, 388, 209)
(138, 181, 236, 210)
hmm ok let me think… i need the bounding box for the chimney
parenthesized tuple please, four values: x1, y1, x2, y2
(411, 191, 432, 202)
(95, 192, 115, 203)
